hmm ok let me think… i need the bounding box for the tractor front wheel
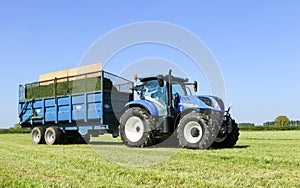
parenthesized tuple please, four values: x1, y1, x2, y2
(212, 118, 239, 148)
(177, 112, 215, 149)
(120, 107, 155, 147)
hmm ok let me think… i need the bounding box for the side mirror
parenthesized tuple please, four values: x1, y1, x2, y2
(157, 75, 164, 87)
(194, 81, 198, 92)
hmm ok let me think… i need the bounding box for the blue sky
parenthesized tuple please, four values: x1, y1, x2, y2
(1, 1, 300, 128)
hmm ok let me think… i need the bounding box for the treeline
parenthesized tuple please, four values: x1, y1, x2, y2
(238, 123, 255, 127)
(238, 119, 300, 131)
(239, 119, 300, 127)
(239, 125, 300, 131)
(0, 127, 31, 134)
(263, 120, 300, 126)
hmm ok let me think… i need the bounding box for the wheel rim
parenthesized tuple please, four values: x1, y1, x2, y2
(125, 116, 144, 143)
(183, 121, 203, 144)
(46, 130, 55, 143)
(32, 129, 40, 143)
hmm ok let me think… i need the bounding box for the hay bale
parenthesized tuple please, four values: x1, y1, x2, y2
(39, 63, 103, 82)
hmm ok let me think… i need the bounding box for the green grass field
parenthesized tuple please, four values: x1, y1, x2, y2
(1, 131, 300, 187)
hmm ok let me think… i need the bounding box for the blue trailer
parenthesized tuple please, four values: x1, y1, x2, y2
(19, 70, 133, 144)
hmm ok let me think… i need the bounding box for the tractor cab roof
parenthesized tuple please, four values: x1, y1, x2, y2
(139, 74, 189, 83)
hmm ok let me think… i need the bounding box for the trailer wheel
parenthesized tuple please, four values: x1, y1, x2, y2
(177, 112, 214, 149)
(212, 118, 239, 148)
(31, 126, 46, 144)
(120, 107, 155, 147)
(44, 126, 64, 145)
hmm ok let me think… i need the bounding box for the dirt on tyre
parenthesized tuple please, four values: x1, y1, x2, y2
(44, 126, 64, 145)
(177, 112, 216, 149)
(31, 126, 46, 144)
(120, 107, 155, 147)
(212, 118, 239, 148)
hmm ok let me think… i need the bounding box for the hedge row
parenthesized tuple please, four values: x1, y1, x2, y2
(0, 128, 31, 134)
(239, 125, 300, 131)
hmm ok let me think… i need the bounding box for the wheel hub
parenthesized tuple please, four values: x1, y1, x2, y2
(184, 121, 203, 144)
(124, 116, 144, 143)
(46, 131, 55, 143)
(190, 127, 200, 137)
(32, 130, 40, 142)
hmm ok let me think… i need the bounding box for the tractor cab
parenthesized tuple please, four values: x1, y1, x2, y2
(134, 70, 198, 118)
(135, 75, 190, 116)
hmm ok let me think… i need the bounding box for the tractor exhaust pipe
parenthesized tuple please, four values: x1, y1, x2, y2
(167, 69, 173, 116)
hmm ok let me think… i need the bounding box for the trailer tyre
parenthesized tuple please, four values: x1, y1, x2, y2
(120, 107, 155, 147)
(31, 126, 46, 144)
(212, 118, 239, 148)
(44, 126, 64, 145)
(177, 112, 214, 149)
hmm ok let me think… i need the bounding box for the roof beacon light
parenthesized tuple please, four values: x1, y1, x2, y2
(134, 74, 138, 81)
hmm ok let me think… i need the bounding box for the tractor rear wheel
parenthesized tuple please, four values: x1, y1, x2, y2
(120, 107, 155, 147)
(212, 118, 239, 148)
(44, 126, 64, 145)
(31, 126, 46, 144)
(177, 112, 215, 149)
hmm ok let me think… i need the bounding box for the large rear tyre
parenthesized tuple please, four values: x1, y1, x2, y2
(44, 126, 64, 145)
(212, 118, 239, 148)
(120, 107, 155, 147)
(31, 126, 46, 144)
(177, 112, 215, 149)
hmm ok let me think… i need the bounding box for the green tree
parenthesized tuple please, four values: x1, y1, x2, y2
(238, 123, 255, 126)
(263, 121, 275, 126)
(274, 116, 290, 126)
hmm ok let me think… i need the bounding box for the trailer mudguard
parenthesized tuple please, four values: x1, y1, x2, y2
(123, 100, 159, 117)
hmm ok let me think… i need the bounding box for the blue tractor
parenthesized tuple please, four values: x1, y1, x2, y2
(120, 70, 239, 149)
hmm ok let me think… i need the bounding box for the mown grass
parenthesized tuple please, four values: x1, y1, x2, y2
(0, 131, 300, 187)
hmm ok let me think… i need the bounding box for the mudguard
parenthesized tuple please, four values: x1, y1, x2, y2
(122, 100, 159, 117)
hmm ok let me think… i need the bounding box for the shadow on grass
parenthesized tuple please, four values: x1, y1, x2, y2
(88, 141, 181, 148)
(233, 145, 250, 149)
(210, 145, 250, 150)
(89, 141, 123, 146)
(87, 134, 248, 150)
(88, 134, 182, 148)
